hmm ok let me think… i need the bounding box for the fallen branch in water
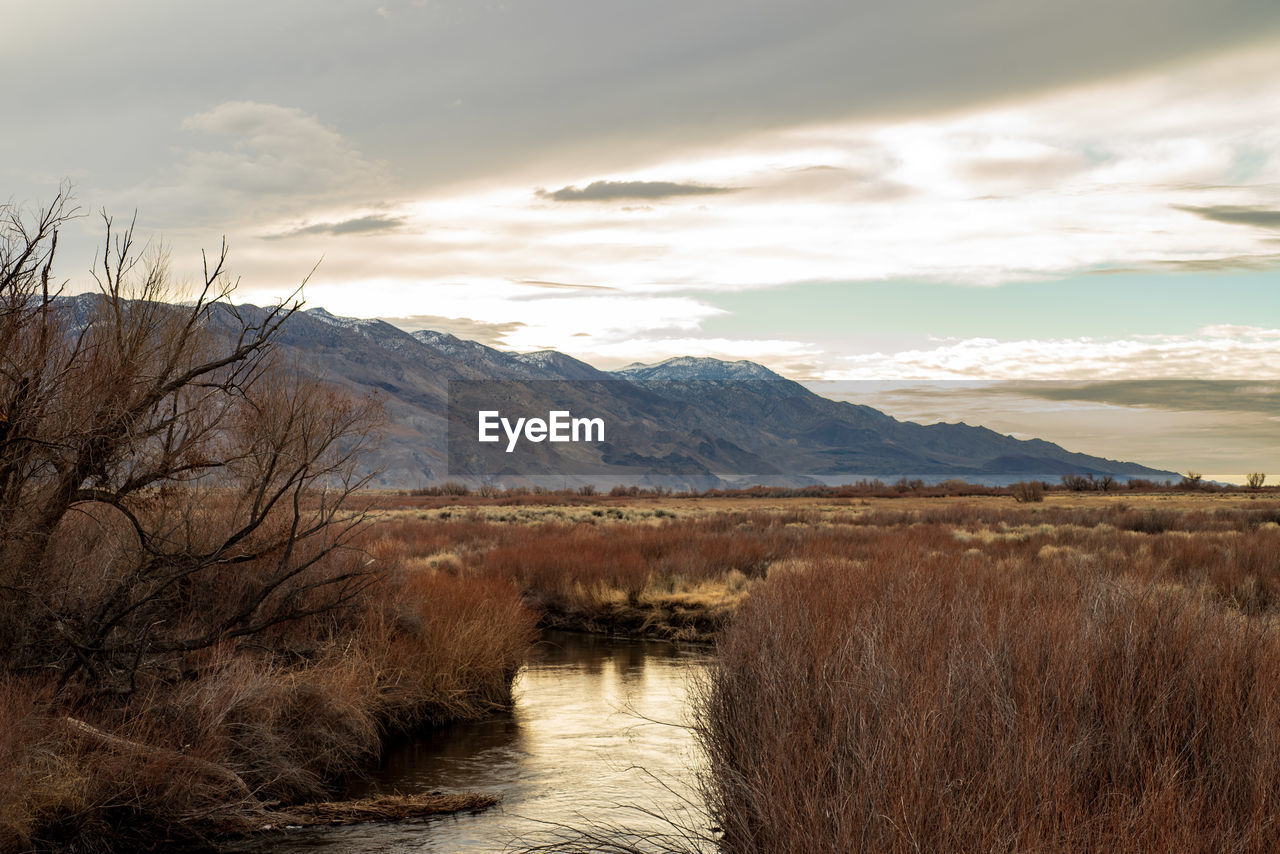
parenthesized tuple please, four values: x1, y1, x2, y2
(249, 792, 502, 830)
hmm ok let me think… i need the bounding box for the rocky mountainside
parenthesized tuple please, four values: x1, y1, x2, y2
(269, 307, 1171, 487)
(52, 297, 1176, 488)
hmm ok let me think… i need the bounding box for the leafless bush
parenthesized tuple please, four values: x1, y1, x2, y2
(0, 193, 427, 849)
(1061, 473, 1096, 491)
(0, 193, 383, 701)
(1009, 480, 1045, 502)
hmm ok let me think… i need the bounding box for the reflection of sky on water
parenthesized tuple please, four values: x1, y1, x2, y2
(222, 631, 709, 854)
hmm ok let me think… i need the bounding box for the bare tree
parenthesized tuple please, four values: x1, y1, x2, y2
(1247, 473, 1266, 489)
(0, 193, 383, 699)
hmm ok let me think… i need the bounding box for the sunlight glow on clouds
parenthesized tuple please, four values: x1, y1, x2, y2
(828, 327, 1280, 381)
(234, 38, 1280, 295)
(72, 35, 1280, 389)
(302, 278, 726, 350)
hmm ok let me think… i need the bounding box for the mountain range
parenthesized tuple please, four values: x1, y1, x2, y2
(216, 305, 1174, 489)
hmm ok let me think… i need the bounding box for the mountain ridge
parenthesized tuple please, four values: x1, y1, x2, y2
(299, 308, 1171, 487)
(46, 297, 1179, 488)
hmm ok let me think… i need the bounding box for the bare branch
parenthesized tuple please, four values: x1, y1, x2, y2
(0, 193, 383, 698)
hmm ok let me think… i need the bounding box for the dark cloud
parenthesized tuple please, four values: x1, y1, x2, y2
(7, 1, 1280, 224)
(536, 180, 734, 202)
(1090, 251, 1280, 274)
(1179, 205, 1280, 228)
(380, 314, 524, 347)
(989, 380, 1280, 415)
(266, 214, 406, 240)
(1154, 253, 1280, 273)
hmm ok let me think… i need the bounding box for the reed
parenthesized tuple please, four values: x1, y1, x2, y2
(696, 545, 1280, 853)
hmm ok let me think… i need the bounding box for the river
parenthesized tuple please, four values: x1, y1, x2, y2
(222, 631, 711, 853)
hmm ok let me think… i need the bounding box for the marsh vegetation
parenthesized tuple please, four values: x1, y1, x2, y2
(362, 491, 1280, 854)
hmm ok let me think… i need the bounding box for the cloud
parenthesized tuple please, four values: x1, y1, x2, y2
(225, 42, 1280, 300)
(1178, 205, 1280, 228)
(301, 280, 726, 353)
(827, 327, 1280, 381)
(536, 180, 734, 202)
(1150, 253, 1280, 272)
(517, 279, 620, 291)
(266, 214, 406, 239)
(139, 101, 389, 227)
(7, 0, 1280, 218)
(963, 150, 1089, 185)
(988, 379, 1280, 415)
(379, 314, 525, 347)
(53, 32, 1280, 378)
(809, 380, 1280, 475)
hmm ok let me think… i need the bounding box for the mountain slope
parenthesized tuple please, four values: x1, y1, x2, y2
(283, 310, 1173, 485)
(59, 299, 1175, 487)
(613, 360, 1164, 480)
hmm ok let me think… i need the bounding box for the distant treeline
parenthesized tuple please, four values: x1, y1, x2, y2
(405, 474, 1271, 502)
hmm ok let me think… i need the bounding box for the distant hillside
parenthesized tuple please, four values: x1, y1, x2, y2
(54, 297, 1179, 488)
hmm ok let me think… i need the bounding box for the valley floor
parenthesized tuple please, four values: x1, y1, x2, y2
(7, 488, 1280, 852)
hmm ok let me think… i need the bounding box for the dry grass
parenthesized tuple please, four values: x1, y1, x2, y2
(353, 566, 537, 729)
(0, 677, 76, 852)
(0, 516, 537, 853)
(695, 508, 1280, 853)
(12, 490, 1280, 852)
(356, 493, 1280, 641)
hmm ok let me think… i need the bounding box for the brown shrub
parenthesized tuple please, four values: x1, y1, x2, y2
(1010, 480, 1046, 502)
(0, 676, 73, 852)
(697, 555, 1280, 854)
(358, 568, 537, 729)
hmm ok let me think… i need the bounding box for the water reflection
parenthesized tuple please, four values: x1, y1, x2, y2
(225, 631, 709, 853)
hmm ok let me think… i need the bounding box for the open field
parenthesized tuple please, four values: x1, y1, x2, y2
(360, 489, 1280, 641)
(7, 489, 1280, 852)
(363, 490, 1280, 852)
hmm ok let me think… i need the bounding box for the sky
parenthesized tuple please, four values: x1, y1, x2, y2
(5, 0, 1279, 478)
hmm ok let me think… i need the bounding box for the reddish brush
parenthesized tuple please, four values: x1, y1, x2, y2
(698, 547, 1280, 854)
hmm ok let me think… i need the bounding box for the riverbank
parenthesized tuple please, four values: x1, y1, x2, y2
(214, 631, 711, 854)
(212, 791, 501, 838)
(0, 536, 536, 853)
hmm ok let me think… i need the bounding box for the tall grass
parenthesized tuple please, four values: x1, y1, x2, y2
(0, 527, 536, 852)
(697, 548, 1280, 853)
(11, 493, 1258, 851)
(359, 499, 1280, 640)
